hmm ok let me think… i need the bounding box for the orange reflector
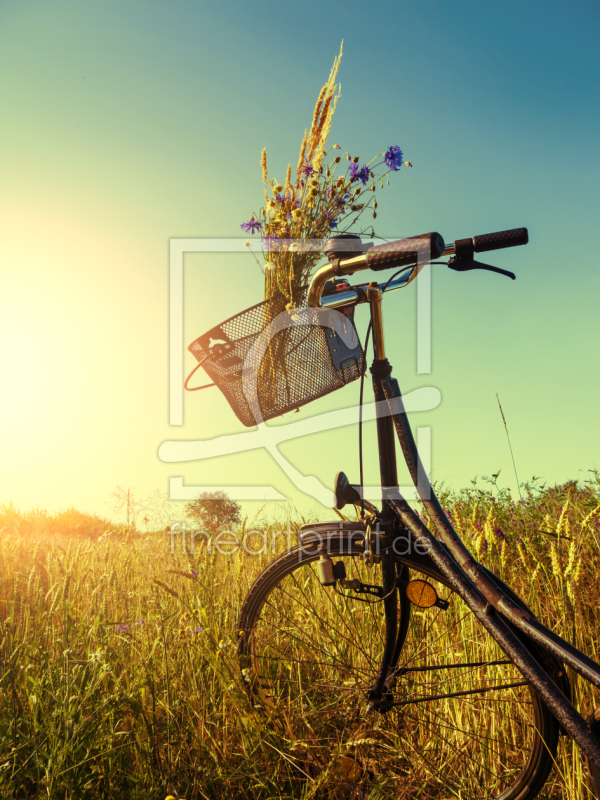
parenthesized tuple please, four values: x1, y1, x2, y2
(406, 579, 438, 609)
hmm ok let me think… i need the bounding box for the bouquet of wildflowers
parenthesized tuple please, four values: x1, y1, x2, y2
(241, 44, 411, 307)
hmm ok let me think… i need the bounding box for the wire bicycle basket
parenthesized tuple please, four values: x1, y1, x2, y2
(186, 293, 365, 427)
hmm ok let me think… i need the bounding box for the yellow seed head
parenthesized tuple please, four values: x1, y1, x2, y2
(580, 503, 600, 531)
(485, 504, 496, 535)
(564, 539, 577, 579)
(550, 543, 562, 581)
(284, 164, 292, 195)
(500, 540, 508, 572)
(516, 540, 528, 569)
(556, 498, 570, 536)
(296, 130, 308, 187)
(452, 505, 464, 535)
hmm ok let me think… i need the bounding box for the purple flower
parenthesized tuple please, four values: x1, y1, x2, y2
(116, 624, 130, 632)
(240, 219, 262, 234)
(384, 145, 403, 171)
(302, 163, 315, 177)
(327, 215, 339, 229)
(358, 166, 371, 185)
(135, 619, 145, 626)
(276, 191, 294, 203)
(193, 627, 204, 634)
(262, 235, 279, 251)
(350, 163, 370, 185)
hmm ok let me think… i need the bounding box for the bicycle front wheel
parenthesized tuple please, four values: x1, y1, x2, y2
(238, 541, 558, 799)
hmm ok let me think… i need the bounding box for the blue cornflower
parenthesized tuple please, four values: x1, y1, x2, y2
(384, 145, 403, 171)
(135, 619, 145, 626)
(116, 624, 130, 632)
(302, 163, 315, 177)
(350, 163, 370, 186)
(357, 166, 370, 185)
(193, 626, 204, 634)
(325, 214, 339, 229)
(240, 219, 263, 234)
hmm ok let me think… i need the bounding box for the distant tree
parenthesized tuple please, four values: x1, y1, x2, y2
(109, 486, 144, 532)
(185, 491, 242, 532)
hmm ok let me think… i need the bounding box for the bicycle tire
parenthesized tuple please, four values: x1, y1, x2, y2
(238, 540, 559, 799)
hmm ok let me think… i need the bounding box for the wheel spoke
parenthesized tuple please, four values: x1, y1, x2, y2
(238, 545, 558, 799)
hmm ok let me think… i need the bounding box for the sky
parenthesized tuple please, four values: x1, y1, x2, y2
(0, 0, 598, 524)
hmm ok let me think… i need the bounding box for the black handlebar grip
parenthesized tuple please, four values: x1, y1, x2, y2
(366, 232, 445, 272)
(472, 227, 528, 254)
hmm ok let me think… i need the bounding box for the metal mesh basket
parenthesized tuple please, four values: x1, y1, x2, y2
(187, 295, 365, 427)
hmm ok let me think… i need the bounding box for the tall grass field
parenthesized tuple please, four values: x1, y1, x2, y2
(1, 478, 599, 799)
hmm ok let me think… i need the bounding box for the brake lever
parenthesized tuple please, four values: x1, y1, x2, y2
(447, 255, 516, 280)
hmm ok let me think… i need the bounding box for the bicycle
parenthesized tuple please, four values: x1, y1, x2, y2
(190, 228, 600, 798)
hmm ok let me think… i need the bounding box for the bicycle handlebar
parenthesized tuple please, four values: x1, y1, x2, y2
(366, 232, 445, 271)
(308, 226, 529, 307)
(443, 227, 529, 256)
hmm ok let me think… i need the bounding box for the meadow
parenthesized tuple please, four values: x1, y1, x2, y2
(0, 476, 599, 799)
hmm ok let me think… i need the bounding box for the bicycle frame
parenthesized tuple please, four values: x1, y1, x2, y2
(312, 259, 600, 772)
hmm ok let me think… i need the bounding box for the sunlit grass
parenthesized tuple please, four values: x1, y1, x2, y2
(0, 477, 598, 799)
